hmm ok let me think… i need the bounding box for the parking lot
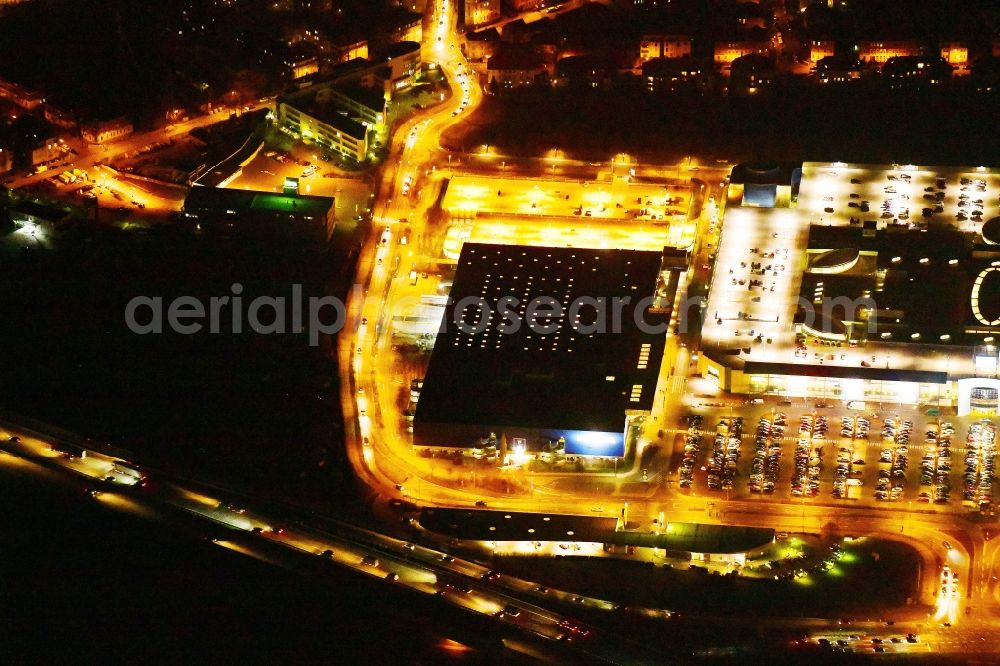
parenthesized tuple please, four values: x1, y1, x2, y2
(225, 148, 374, 222)
(797, 163, 1000, 235)
(675, 401, 996, 511)
(443, 214, 684, 256)
(443, 174, 691, 222)
(700, 205, 809, 353)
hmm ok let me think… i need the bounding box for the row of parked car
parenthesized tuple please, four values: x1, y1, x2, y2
(963, 420, 995, 509)
(957, 176, 989, 223)
(792, 414, 824, 497)
(749, 414, 784, 494)
(839, 415, 870, 440)
(875, 418, 911, 501)
(833, 416, 869, 499)
(708, 417, 743, 491)
(679, 415, 704, 489)
(918, 422, 953, 504)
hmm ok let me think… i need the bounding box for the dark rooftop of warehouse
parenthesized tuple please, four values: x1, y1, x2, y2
(415, 243, 668, 434)
(420, 508, 774, 554)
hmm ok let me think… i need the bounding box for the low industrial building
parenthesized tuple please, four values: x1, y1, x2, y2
(182, 185, 335, 243)
(419, 508, 775, 562)
(413, 243, 671, 458)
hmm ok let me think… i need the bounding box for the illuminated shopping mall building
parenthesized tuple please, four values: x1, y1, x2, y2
(700, 162, 1000, 416)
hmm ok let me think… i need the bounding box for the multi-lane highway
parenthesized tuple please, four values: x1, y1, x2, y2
(0, 421, 671, 663)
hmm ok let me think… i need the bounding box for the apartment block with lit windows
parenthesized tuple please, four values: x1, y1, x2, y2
(857, 40, 920, 68)
(639, 34, 692, 62)
(464, 0, 499, 28)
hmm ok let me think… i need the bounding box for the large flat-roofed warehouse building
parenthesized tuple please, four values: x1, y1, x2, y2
(413, 243, 673, 457)
(182, 186, 335, 243)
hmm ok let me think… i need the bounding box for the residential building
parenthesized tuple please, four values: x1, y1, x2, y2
(729, 54, 775, 94)
(883, 55, 952, 88)
(29, 138, 65, 166)
(486, 46, 548, 91)
(735, 2, 769, 30)
(815, 55, 864, 84)
(971, 55, 999, 93)
(285, 52, 319, 80)
(464, 0, 499, 28)
(43, 104, 77, 130)
(714, 41, 769, 74)
(857, 40, 920, 68)
(331, 36, 369, 64)
(390, 16, 422, 44)
(323, 85, 387, 129)
(372, 41, 421, 94)
(940, 42, 967, 66)
(277, 94, 371, 162)
(0, 79, 44, 110)
(642, 56, 709, 92)
(464, 28, 500, 61)
(80, 117, 133, 144)
(809, 40, 835, 65)
(940, 42, 969, 76)
(553, 55, 610, 89)
(639, 34, 692, 62)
